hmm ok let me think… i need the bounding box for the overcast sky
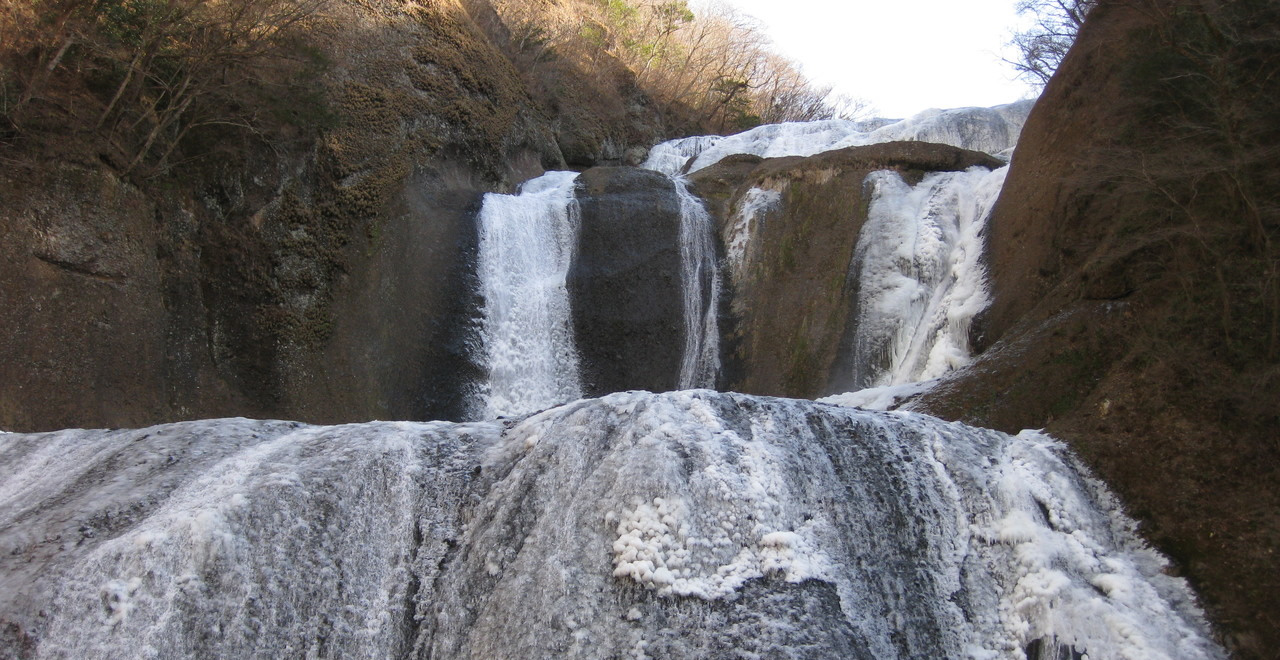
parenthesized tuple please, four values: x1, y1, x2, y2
(707, 0, 1038, 118)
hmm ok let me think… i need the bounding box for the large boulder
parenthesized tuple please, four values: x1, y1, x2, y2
(569, 167, 685, 395)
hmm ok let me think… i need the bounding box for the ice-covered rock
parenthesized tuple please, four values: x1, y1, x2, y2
(0, 391, 1221, 659)
(645, 100, 1034, 175)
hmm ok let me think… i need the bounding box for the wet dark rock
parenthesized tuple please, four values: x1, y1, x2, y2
(568, 167, 684, 395)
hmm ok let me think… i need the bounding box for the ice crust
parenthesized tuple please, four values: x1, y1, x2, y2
(724, 186, 782, 286)
(0, 391, 1222, 659)
(643, 100, 1034, 175)
(818, 380, 942, 411)
(848, 166, 1007, 389)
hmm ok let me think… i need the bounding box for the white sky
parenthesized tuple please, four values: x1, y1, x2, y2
(708, 0, 1037, 118)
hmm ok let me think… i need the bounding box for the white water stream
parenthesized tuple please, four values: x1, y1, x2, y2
(848, 166, 1007, 389)
(475, 171, 583, 418)
(674, 177, 722, 389)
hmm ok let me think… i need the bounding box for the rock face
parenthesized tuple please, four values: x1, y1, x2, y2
(0, 165, 176, 428)
(911, 1, 1280, 655)
(299, 177, 485, 423)
(690, 142, 1002, 398)
(0, 0, 666, 431)
(569, 168, 685, 395)
(0, 391, 1222, 659)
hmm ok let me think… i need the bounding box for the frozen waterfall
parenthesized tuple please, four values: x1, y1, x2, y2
(475, 171, 582, 418)
(644, 100, 1033, 175)
(674, 177, 721, 389)
(0, 391, 1223, 659)
(846, 166, 1007, 390)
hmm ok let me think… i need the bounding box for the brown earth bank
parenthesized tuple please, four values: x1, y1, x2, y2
(915, 1, 1280, 656)
(0, 0, 669, 431)
(689, 142, 1002, 399)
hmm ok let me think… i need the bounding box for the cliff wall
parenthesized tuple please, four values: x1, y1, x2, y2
(0, 0, 661, 430)
(916, 1, 1280, 654)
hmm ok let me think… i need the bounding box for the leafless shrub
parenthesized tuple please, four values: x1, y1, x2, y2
(1010, 0, 1097, 85)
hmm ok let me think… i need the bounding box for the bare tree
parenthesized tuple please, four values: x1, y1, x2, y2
(1010, 0, 1097, 85)
(2, 0, 334, 170)
(478, 0, 847, 133)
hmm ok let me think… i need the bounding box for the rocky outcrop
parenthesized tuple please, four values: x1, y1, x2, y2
(690, 142, 1001, 399)
(0, 165, 188, 430)
(568, 168, 684, 395)
(913, 1, 1280, 655)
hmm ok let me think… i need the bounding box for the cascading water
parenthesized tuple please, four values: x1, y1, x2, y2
(847, 166, 1007, 390)
(646, 105, 1018, 400)
(673, 177, 721, 389)
(0, 391, 1223, 659)
(475, 171, 583, 418)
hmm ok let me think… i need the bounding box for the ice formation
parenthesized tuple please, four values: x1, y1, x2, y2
(818, 380, 942, 411)
(0, 391, 1223, 659)
(674, 177, 722, 389)
(847, 166, 1007, 389)
(724, 186, 782, 284)
(643, 101, 1033, 175)
(475, 171, 583, 417)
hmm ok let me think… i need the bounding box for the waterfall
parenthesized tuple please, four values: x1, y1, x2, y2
(674, 177, 721, 389)
(475, 171, 582, 418)
(642, 101, 1031, 402)
(848, 166, 1006, 390)
(0, 391, 1224, 659)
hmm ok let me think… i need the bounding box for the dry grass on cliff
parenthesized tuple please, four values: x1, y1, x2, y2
(468, 0, 852, 136)
(1, 0, 339, 175)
